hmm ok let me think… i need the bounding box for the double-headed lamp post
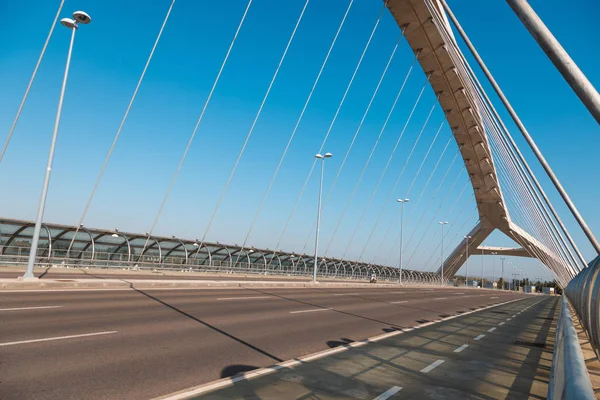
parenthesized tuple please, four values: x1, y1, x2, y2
(500, 257, 506, 290)
(313, 152, 332, 283)
(464, 235, 472, 288)
(438, 221, 448, 286)
(397, 198, 409, 285)
(491, 251, 498, 289)
(22, 11, 91, 279)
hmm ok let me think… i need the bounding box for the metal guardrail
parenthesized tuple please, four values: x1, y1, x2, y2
(548, 295, 595, 400)
(0, 245, 445, 284)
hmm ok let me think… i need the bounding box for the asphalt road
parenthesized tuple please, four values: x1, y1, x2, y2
(0, 286, 531, 399)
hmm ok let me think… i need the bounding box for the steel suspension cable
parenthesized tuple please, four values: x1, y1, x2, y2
(359, 135, 453, 262)
(66, 0, 177, 256)
(435, 14, 579, 274)
(403, 168, 465, 266)
(335, 106, 440, 260)
(299, 31, 405, 254)
(400, 149, 460, 252)
(136, 0, 254, 257)
(236, 0, 354, 266)
(269, 2, 389, 257)
(0, 0, 65, 164)
(431, 0, 589, 264)
(199, 0, 310, 246)
(347, 120, 444, 261)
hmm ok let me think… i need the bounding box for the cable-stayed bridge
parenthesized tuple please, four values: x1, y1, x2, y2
(1, 0, 599, 399)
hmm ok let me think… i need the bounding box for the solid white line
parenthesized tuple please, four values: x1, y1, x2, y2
(373, 386, 403, 400)
(453, 292, 465, 295)
(290, 308, 331, 314)
(0, 305, 62, 312)
(0, 331, 117, 347)
(454, 344, 469, 353)
(498, 322, 505, 326)
(434, 297, 447, 300)
(421, 359, 445, 373)
(217, 296, 271, 301)
(390, 300, 408, 304)
(474, 334, 485, 341)
(333, 293, 360, 296)
(487, 327, 497, 333)
(390, 291, 405, 294)
(490, 297, 499, 299)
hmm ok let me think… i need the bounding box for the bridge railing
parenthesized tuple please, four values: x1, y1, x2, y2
(0, 245, 444, 284)
(564, 255, 600, 357)
(548, 295, 595, 400)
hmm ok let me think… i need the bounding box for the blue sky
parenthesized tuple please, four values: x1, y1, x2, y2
(0, 0, 598, 281)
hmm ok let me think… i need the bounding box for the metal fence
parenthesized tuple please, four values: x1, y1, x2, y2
(0, 245, 444, 284)
(547, 295, 595, 400)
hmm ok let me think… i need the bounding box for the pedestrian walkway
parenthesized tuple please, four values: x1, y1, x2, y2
(172, 296, 558, 399)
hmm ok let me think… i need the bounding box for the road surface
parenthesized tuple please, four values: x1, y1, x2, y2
(1, 286, 531, 399)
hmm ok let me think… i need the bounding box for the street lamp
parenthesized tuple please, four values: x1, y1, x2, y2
(500, 257, 506, 290)
(397, 198, 409, 284)
(22, 11, 91, 280)
(491, 251, 498, 289)
(313, 152, 332, 283)
(438, 221, 448, 286)
(464, 235, 472, 288)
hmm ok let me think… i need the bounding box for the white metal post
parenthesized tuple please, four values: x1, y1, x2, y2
(23, 24, 79, 279)
(313, 153, 331, 283)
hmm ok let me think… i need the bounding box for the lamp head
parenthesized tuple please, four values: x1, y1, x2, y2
(73, 11, 91, 24)
(315, 154, 323, 159)
(60, 18, 77, 29)
(324, 152, 332, 158)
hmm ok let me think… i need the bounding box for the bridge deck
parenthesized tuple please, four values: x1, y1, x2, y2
(183, 296, 558, 400)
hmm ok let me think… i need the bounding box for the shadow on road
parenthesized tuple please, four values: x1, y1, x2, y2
(132, 286, 283, 363)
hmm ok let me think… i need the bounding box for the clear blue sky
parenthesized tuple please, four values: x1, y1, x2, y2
(0, 0, 598, 281)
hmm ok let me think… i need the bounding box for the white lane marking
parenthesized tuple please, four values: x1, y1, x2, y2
(290, 308, 331, 314)
(487, 327, 497, 333)
(454, 344, 469, 353)
(0, 331, 117, 347)
(373, 386, 403, 400)
(217, 296, 271, 301)
(156, 297, 529, 400)
(512, 314, 517, 317)
(434, 297, 448, 300)
(0, 305, 63, 312)
(453, 292, 465, 295)
(474, 334, 486, 341)
(421, 359, 445, 373)
(333, 293, 360, 296)
(498, 322, 505, 326)
(390, 291, 405, 294)
(490, 297, 499, 299)
(390, 300, 408, 304)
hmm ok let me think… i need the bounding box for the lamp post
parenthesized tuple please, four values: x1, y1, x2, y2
(397, 198, 409, 284)
(313, 152, 332, 283)
(464, 235, 472, 288)
(22, 11, 91, 279)
(491, 251, 498, 289)
(438, 221, 448, 286)
(500, 257, 506, 290)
